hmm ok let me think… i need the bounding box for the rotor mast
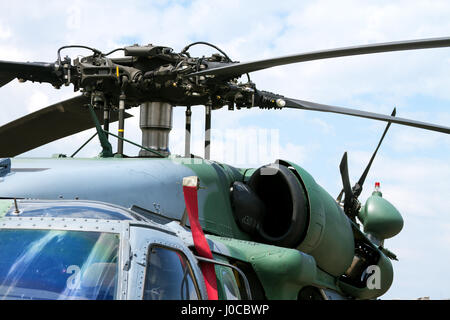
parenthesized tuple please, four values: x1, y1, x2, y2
(139, 102, 173, 157)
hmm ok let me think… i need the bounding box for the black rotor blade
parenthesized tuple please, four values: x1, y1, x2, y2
(0, 60, 61, 88)
(283, 97, 450, 134)
(337, 107, 396, 202)
(353, 107, 396, 198)
(339, 152, 354, 209)
(0, 73, 15, 87)
(189, 37, 450, 78)
(0, 95, 132, 157)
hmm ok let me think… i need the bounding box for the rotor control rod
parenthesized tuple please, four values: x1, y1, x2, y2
(185, 106, 192, 158)
(103, 107, 110, 139)
(103, 108, 110, 139)
(117, 93, 126, 156)
(204, 105, 211, 160)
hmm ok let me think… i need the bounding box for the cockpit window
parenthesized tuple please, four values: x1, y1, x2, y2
(0, 229, 119, 300)
(143, 246, 200, 300)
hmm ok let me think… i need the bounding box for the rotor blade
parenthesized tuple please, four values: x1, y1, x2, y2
(0, 60, 61, 88)
(0, 73, 15, 87)
(0, 95, 132, 157)
(337, 107, 396, 201)
(282, 97, 450, 135)
(189, 37, 450, 78)
(339, 152, 353, 209)
(353, 107, 396, 198)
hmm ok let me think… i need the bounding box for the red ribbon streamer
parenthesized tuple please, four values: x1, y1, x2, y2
(183, 185, 218, 300)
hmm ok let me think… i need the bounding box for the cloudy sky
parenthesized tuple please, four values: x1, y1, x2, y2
(1, 0, 449, 299)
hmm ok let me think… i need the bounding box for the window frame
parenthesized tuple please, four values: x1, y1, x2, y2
(143, 244, 202, 300)
(0, 216, 131, 300)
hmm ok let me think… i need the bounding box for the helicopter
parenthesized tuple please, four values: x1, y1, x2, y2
(0, 37, 449, 301)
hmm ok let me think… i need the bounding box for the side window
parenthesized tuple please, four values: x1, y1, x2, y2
(217, 266, 241, 300)
(143, 246, 200, 300)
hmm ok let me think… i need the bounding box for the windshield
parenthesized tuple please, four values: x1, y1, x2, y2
(0, 229, 120, 300)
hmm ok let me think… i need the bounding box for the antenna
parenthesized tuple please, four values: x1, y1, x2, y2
(13, 198, 20, 215)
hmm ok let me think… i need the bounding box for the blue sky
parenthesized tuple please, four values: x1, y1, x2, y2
(0, 0, 449, 299)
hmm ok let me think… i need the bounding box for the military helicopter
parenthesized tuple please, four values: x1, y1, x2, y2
(0, 37, 449, 301)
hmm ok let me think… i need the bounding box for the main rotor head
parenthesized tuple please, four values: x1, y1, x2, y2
(0, 37, 449, 158)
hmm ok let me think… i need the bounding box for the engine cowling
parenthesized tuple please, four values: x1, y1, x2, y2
(231, 160, 355, 277)
(247, 163, 309, 247)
